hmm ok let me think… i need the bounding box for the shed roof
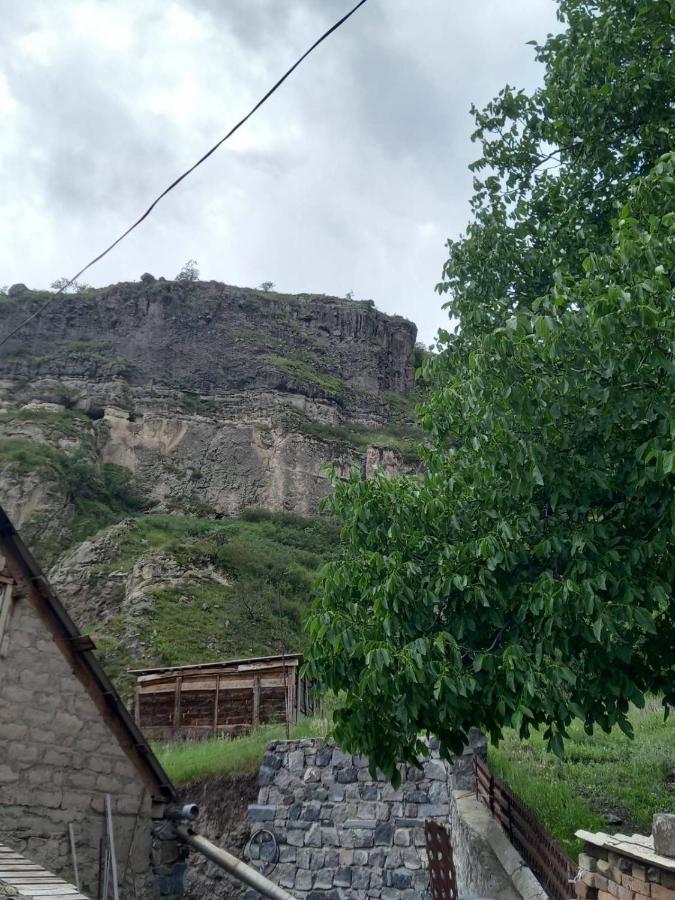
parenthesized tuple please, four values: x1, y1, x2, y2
(0, 505, 176, 802)
(131, 652, 304, 678)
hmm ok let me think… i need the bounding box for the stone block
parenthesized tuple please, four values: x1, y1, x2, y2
(598, 892, 615, 900)
(586, 872, 609, 891)
(297, 848, 312, 868)
(576, 882, 598, 899)
(278, 845, 297, 863)
(313, 868, 333, 890)
(334, 868, 352, 887)
(354, 850, 369, 866)
(352, 867, 371, 890)
(418, 803, 448, 817)
(286, 829, 305, 847)
(622, 874, 651, 895)
(374, 823, 394, 845)
(357, 801, 377, 818)
(402, 847, 422, 869)
(248, 804, 277, 822)
(581, 854, 599, 873)
(394, 828, 411, 847)
(585, 843, 611, 862)
(322, 827, 339, 847)
(288, 749, 305, 773)
(305, 823, 321, 847)
(385, 867, 414, 890)
(295, 869, 313, 890)
(303, 766, 321, 783)
(316, 745, 333, 767)
(653, 815, 675, 859)
(617, 886, 633, 900)
(359, 784, 378, 801)
(423, 761, 448, 782)
(352, 830, 375, 849)
(336, 767, 358, 784)
(647, 868, 662, 884)
(650, 885, 675, 900)
(344, 819, 377, 830)
(332, 748, 353, 768)
(324, 850, 339, 868)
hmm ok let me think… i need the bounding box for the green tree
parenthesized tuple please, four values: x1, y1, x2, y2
(175, 259, 200, 282)
(305, 0, 675, 782)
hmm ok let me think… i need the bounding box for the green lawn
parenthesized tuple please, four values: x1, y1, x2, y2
(155, 718, 327, 784)
(488, 704, 675, 859)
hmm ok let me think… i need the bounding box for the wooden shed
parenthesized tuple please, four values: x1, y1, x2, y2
(131, 654, 316, 741)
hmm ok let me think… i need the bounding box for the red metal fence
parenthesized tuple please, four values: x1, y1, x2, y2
(474, 754, 578, 900)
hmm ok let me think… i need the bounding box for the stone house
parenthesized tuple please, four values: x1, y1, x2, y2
(0, 505, 183, 899)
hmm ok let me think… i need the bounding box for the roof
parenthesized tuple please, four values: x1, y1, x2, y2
(0, 505, 176, 802)
(130, 652, 304, 678)
(0, 842, 87, 899)
(575, 830, 675, 873)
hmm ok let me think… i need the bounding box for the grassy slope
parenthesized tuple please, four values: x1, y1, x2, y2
(155, 718, 327, 784)
(488, 705, 675, 859)
(88, 510, 340, 696)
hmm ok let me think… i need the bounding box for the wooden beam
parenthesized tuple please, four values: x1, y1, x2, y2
(172, 676, 183, 737)
(212, 676, 220, 736)
(252, 675, 260, 728)
(0, 581, 14, 659)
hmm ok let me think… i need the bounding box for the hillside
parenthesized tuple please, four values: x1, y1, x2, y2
(0, 279, 422, 693)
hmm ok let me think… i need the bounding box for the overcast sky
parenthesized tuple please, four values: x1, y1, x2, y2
(0, 1, 560, 345)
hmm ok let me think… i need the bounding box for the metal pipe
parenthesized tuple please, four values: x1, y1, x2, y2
(176, 826, 298, 900)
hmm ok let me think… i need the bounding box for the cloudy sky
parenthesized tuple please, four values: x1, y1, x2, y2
(0, 0, 560, 345)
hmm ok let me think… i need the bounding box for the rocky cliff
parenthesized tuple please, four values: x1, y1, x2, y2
(0, 279, 421, 688)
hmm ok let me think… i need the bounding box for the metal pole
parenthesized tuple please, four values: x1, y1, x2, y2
(104, 794, 120, 900)
(176, 826, 298, 900)
(68, 823, 80, 890)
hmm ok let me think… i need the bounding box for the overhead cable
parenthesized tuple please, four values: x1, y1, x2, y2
(0, 0, 369, 349)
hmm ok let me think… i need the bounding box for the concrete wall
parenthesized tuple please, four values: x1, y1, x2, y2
(0, 588, 155, 899)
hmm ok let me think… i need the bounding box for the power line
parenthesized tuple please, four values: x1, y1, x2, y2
(0, 0, 369, 350)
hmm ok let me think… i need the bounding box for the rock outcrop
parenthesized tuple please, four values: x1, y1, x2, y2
(0, 280, 421, 684)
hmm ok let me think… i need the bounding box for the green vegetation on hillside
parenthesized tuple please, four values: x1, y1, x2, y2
(262, 355, 343, 397)
(281, 407, 423, 463)
(0, 430, 145, 563)
(488, 705, 675, 859)
(90, 510, 340, 688)
(155, 718, 327, 784)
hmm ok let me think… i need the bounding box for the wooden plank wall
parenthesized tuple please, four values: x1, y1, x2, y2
(136, 661, 315, 741)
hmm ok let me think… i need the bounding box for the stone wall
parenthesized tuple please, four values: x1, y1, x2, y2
(0, 587, 156, 899)
(576, 829, 675, 900)
(247, 738, 449, 898)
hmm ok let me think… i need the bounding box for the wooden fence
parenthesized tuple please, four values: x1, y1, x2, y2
(474, 754, 577, 900)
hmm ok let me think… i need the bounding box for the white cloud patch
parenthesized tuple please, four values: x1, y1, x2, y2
(0, 0, 559, 342)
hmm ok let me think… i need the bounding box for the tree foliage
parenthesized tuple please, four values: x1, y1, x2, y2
(305, 0, 675, 781)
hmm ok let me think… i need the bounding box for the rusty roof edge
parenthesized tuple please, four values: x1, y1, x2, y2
(0, 505, 177, 801)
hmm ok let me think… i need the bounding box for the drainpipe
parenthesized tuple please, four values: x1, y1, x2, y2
(176, 825, 298, 900)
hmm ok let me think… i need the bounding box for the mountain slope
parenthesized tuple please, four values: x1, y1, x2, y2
(0, 279, 422, 692)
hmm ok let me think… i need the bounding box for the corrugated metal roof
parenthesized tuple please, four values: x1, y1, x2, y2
(130, 652, 304, 677)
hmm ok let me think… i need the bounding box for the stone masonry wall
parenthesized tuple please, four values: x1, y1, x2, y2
(576, 833, 675, 900)
(246, 737, 462, 899)
(0, 589, 155, 899)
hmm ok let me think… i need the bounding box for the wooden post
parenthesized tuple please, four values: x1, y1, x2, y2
(105, 794, 120, 900)
(173, 676, 183, 739)
(252, 676, 260, 728)
(0, 580, 14, 659)
(133, 687, 141, 727)
(212, 676, 220, 736)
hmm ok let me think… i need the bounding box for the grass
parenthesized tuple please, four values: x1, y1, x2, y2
(0, 434, 147, 563)
(262, 355, 343, 397)
(488, 704, 675, 859)
(281, 407, 423, 462)
(154, 718, 328, 784)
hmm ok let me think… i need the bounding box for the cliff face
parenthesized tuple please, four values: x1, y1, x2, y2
(0, 280, 420, 685)
(0, 280, 418, 535)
